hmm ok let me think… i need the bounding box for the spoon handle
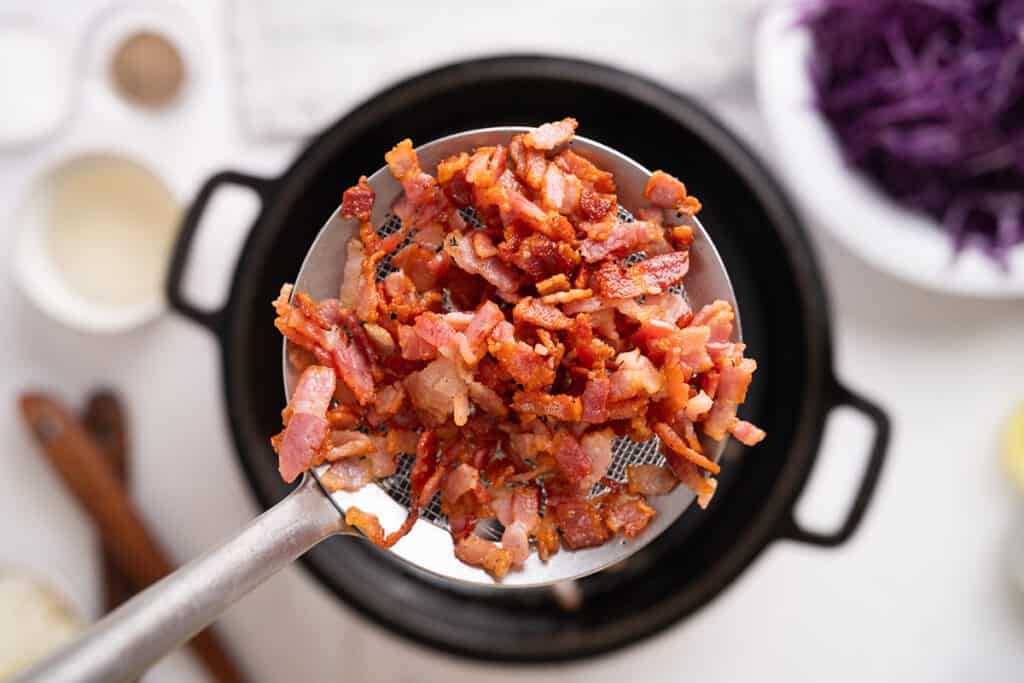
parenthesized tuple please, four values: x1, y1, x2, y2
(13, 470, 344, 683)
(19, 394, 344, 682)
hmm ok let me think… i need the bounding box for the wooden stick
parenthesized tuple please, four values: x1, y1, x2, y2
(20, 393, 246, 683)
(83, 391, 133, 612)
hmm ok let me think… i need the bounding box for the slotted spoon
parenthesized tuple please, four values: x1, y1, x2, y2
(19, 127, 739, 682)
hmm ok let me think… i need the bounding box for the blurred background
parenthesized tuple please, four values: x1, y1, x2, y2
(2, 0, 1023, 681)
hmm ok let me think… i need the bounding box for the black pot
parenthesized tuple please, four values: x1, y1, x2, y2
(167, 56, 889, 663)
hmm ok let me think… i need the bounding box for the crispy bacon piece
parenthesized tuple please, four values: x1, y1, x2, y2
(579, 221, 658, 263)
(534, 513, 561, 561)
(523, 117, 578, 150)
(513, 392, 582, 422)
(644, 170, 702, 216)
(704, 357, 758, 440)
(684, 389, 714, 421)
(580, 218, 615, 241)
(540, 288, 592, 305)
(274, 365, 334, 483)
(488, 323, 556, 390)
(386, 139, 451, 227)
(666, 455, 718, 509)
(693, 300, 735, 343)
(464, 301, 504, 362)
(606, 396, 649, 420)
(437, 152, 472, 206)
(579, 429, 614, 491)
(504, 189, 576, 242)
(667, 224, 694, 247)
(339, 240, 364, 308)
(398, 324, 436, 361)
(567, 314, 615, 369)
(536, 273, 570, 295)
(554, 499, 609, 549)
(632, 252, 690, 294)
(541, 163, 583, 215)
(703, 400, 737, 441)
(578, 190, 616, 221)
(465, 146, 507, 187)
(718, 358, 755, 402)
(581, 375, 611, 423)
(322, 458, 373, 492)
(368, 382, 405, 425)
(368, 444, 398, 478)
(325, 430, 377, 460)
(274, 286, 376, 405)
(601, 491, 656, 537)
(472, 231, 499, 258)
(333, 338, 376, 405)
(627, 463, 678, 496)
(455, 536, 513, 578)
(499, 233, 579, 280)
(363, 323, 396, 357)
(405, 358, 470, 426)
(326, 405, 360, 429)
(553, 431, 592, 484)
(513, 296, 572, 331)
(411, 430, 440, 508)
(344, 506, 417, 549)
(731, 420, 766, 446)
(412, 312, 468, 362)
(391, 241, 450, 292)
(632, 320, 711, 370)
(341, 176, 375, 222)
(616, 292, 690, 325)
(492, 485, 540, 565)
(344, 506, 387, 541)
(653, 422, 720, 475)
(608, 350, 664, 402)
(442, 463, 484, 504)
(500, 521, 529, 566)
(509, 134, 548, 189)
(467, 379, 507, 416)
(381, 431, 416, 458)
(446, 230, 523, 293)
(554, 149, 616, 193)
(590, 261, 640, 299)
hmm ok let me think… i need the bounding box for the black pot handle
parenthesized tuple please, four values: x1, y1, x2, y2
(778, 381, 890, 548)
(166, 170, 274, 334)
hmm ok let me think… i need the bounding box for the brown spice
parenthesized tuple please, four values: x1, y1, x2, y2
(110, 31, 185, 108)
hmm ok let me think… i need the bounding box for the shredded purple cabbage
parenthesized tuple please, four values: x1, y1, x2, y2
(803, 0, 1024, 266)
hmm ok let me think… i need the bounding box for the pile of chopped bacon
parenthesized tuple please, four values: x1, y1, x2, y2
(272, 118, 765, 578)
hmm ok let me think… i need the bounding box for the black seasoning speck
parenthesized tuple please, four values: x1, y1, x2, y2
(515, 383, 524, 390)
(449, 237, 457, 247)
(390, 312, 398, 320)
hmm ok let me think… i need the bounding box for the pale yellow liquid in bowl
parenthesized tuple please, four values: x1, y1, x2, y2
(44, 155, 180, 308)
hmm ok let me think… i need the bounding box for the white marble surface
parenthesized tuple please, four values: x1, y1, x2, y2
(1, 1, 1022, 681)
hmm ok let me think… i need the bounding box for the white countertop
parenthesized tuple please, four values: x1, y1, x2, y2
(1, 1, 1023, 681)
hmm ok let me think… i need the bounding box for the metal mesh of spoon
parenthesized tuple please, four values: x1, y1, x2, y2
(288, 127, 740, 587)
(18, 127, 739, 682)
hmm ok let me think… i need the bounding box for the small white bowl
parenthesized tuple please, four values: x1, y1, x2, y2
(755, 6, 1024, 298)
(13, 151, 182, 333)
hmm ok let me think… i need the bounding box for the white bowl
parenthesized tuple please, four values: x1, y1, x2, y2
(755, 6, 1024, 298)
(13, 151, 182, 333)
